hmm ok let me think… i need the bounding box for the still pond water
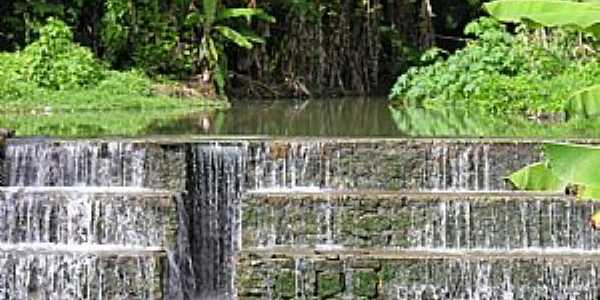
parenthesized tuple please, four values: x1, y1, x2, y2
(2, 97, 599, 137)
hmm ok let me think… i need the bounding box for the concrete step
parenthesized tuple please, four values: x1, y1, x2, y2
(0, 187, 177, 248)
(237, 249, 600, 299)
(0, 244, 166, 300)
(241, 191, 600, 251)
(3, 138, 546, 191)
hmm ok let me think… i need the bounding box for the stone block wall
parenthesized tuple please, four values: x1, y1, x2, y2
(1, 252, 167, 299)
(245, 139, 542, 191)
(2, 138, 544, 191)
(0, 136, 5, 186)
(236, 252, 600, 299)
(242, 192, 600, 250)
(1, 137, 561, 299)
(0, 188, 178, 247)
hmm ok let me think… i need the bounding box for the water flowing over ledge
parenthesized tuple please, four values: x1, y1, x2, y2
(1, 137, 600, 299)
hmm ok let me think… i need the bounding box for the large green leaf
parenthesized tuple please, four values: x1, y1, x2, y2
(507, 143, 600, 200)
(484, 0, 600, 36)
(544, 143, 600, 188)
(565, 85, 600, 120)
(237, 28, 266, 44)
(214, 25, 253, 49)
(217, 8, 276, 23)
(203, 0, 218, 27)
(507, 162, 565, 191)
(591, 210, 600, 229)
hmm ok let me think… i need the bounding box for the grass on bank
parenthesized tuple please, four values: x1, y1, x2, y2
(0, 18, 226, 113)
(0, 109, 218, 137)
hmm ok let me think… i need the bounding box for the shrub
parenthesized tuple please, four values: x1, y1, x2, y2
(389, 17, 598, 115)
(19, 18, 104, 90)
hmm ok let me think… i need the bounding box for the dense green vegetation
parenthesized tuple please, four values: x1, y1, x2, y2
(0, 18, 226, 112)
(390, 16, 600, 115)
(0, 0, 438, 99)
(389, 105, 600, 137)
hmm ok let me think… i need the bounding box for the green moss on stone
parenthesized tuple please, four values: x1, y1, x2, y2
(353, 270, 378, 298)
(357, 214, 391, 234)
(274, 270, 296, 299)
(379, 265, 395, 284)
(304, 210, 318, 233)
(317, 272, 343, 298)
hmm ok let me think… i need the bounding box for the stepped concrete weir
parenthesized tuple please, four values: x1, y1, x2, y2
(241, 191, 600, 250)
(0, 137, 599, 299)
(0, 187, 177, 246)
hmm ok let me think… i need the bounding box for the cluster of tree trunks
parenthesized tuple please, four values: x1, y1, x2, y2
(229, 0, 435, 98)
(0, 0, 436, 98)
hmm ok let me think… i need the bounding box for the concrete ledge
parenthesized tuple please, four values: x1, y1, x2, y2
(240, 247, 600, 260)
(4, 138, 545, 190)
(241, 192, 600, 250)
(0, 188, 178, 247)
(0, 250, 165, 299)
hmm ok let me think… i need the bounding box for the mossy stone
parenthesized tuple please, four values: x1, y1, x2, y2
(317, 272, 343, 298)
(353, 270, 378, 298)
(357, 214, 391, 235)
(274, 270, 296, 299)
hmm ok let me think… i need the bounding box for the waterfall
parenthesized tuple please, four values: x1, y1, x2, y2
(1, 138, 592, 299)
(6, 141, 146, 187)
(0, 187, 176, 247)
(0, 251, 164, 300)
(389, 257, 600, 299)
(167, 143, 247, 299)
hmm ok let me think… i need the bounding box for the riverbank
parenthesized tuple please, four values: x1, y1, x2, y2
(0, 69, 228, 114)
(0, 19, 227, 114)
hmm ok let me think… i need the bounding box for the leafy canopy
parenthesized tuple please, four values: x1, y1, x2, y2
(197, 0, 275, 94)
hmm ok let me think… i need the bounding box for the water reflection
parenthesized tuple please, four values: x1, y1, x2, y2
(389, 106, 600, 138)
(5, 98, 600, 137)
(170, 98, 401, 136)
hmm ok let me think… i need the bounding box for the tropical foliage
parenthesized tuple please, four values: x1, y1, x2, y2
(508, 143, 600, 200)
(390, 0, 600, 116)
(390, 17, 599, 114)
(194, 0, 275, 94)
(0, 0, 430, 98)
(0, 19, 225, 112)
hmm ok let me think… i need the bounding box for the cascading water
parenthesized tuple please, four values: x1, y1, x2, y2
(1, 141, 171, 299)
(6, 141, 146, 187)
(0, 187, 176, 247)
(249, 141, 325, 189)
(167, 143, 247, 299)
(388, 256, 600, 299)
(1, 138, 594, 299)
(243, 192, 600, 250)
(0, 251, 164, 300)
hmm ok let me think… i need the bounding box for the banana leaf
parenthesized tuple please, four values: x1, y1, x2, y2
(217, 8, 275, 23)
(214, 25, 253, 49)
(507, 162, 565, 191)
(484, 0, 600, 36)
(507, 143, 600, 200)
(565, 85, 600, 120)
(544, 143, 600, 189)
(203, 0, 218, 27)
